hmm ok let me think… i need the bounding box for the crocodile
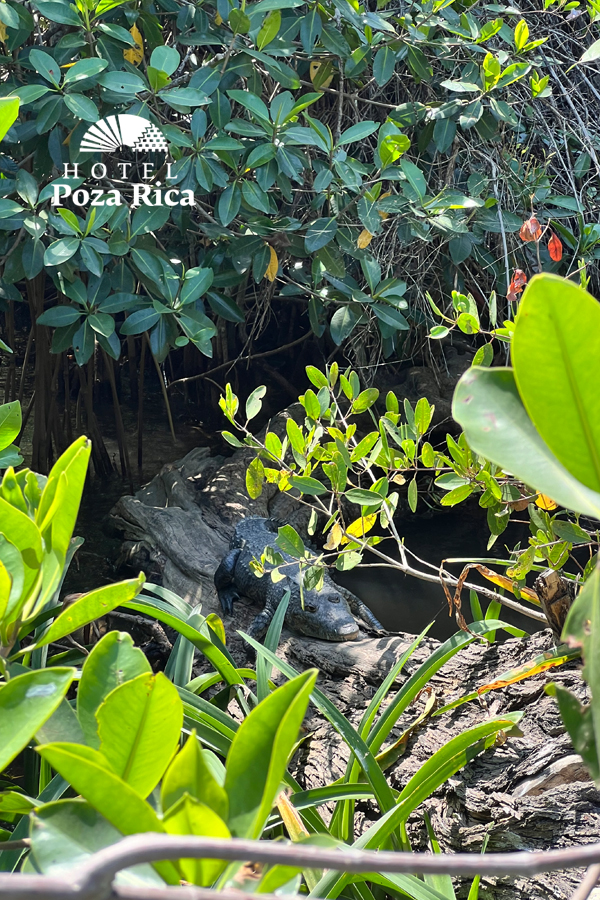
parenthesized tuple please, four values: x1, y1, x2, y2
(214, 517, 386, 641)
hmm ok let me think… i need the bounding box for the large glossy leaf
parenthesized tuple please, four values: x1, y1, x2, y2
(0, 98, 19, 142)
(163, 795, 230, 886)
(453, 366, 600, 518)
(0, 400, 21, 452)
(512, 274, 600, 492)
(161, 731, 229, 819)
(30, 800, 164, 886)
(560, 567, 600, 781)
(0, 668, 75, 772)
(77, 631, 151, 747)
(97, 672, 182, 798)
(0, 501, 42, 628)
(225, 669, 317, 838)
(35, 743, 179, 884)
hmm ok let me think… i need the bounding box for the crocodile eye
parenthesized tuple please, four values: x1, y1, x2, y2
(305, 601, 318, 612)
(328, 595, 340, 604)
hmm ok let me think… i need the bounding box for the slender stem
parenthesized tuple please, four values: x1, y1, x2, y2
(147, 334, 176, 443)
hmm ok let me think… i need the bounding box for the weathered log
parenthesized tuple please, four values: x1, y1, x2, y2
(109, 446, 600, 900)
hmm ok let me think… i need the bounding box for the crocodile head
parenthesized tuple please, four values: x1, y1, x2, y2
(287, 590, 360, 641)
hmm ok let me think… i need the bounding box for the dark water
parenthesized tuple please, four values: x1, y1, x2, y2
(336, 505, 543, 640)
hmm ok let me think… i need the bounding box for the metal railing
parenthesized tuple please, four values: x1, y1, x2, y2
(1, 834, 600, 900)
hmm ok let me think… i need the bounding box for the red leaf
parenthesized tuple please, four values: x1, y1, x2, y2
(548, 232, 563, 262)
(507, 269, 528, 300)
(519, 216, 542, 242)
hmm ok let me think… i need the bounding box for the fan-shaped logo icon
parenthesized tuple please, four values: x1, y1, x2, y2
(80, 114, 168, 155)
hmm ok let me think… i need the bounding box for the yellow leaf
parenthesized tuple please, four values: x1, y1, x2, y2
(0, 21, 7, 42)
(357, 229, 374, 249)
(276, 792, 309, 840)
(477, 650, 573, 696)
(324, 523, 343, 551)
(205, 613, 226, 645)
(310, 60, 333, 89)
(536, 493, 558, 510)
(341, 514, 377, 545)
(215, 11, 223, 24)
(391, 471, 406, 485)
(123, 24, 144, 66)
(265, 245, 278, 282)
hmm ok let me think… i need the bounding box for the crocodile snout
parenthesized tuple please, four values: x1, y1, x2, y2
(337, 621, 360, 641)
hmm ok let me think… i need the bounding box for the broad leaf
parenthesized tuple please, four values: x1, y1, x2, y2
(0, 668, 75, 772)
(453, 366, 600, 518)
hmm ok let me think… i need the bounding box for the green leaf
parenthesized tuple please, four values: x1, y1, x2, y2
(433, 117, 456, 153)
(305, 217, 337, 252)
(33, 0, 80, 23)
(29, 48, 62, 86)
(400, 158, 426, 198)
(337, 121, 379, 147)
(546, 684, 599, 783)
(97, 672, 182, 798)
(217, 184, 241, 226)
(330, 305, 359, 345)
(290, 475, 328, 496)
(372, 303, 409, 330)
(276, 524, 305, 557)
(512, 274, 600, 493)
(246, 456, 265, 499)
(453, 366, 600, 518)
(0, 668, 75, 772)
(35, 743, 179, 884)
(224, 670, 317, 837)
(63, 58, 108, 85)
(29, 800, 164, 886)
(345, 488, 384, 507)
(163, 795, 230, 885)
(0, 500, 42, 627)
(161, 731, 228, 820)
(38, 306, 81, 327)
(32, 575, 144, 649)
(98, 71, 146, 95)
(579, 38, 600, 65)
(120, 309, 161, 335)
(77, 631, 152, 749)
(227, 89, 270, 123)
(44, 238, 80, 267)
(440, 483, 473, 506)
(0, 98, 19, 142)
(246, 385, 266, 420)
(408, 477, 418, 512)
(305, 366, 328, 389)
(229, 7, 251, 32)
(150, 45, 180, 76)
(300, 5, 321, 53)
(257, 9, 281, 49)
(373, 46, 396, 86)
(0, 400, 21, 452)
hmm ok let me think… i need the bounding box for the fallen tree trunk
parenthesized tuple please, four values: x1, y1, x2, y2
(109, 446, 598, 900)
